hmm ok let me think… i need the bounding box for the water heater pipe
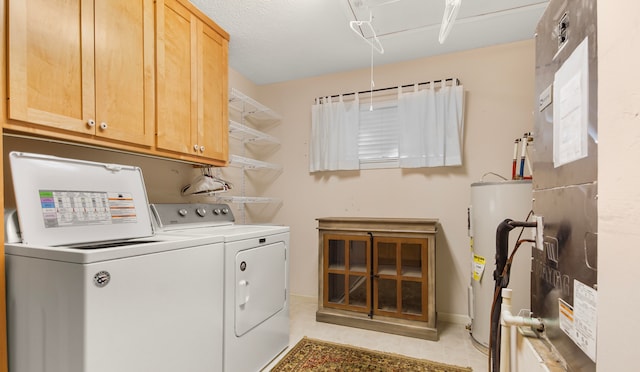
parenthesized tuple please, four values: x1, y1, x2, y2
(500, 288, 544, 372)
(490, 219, 537, 372)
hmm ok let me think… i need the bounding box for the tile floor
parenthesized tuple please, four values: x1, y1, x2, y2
(264, 295, 488, 371)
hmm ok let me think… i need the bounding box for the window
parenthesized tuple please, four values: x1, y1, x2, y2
(310, 83, 464, 172)
(358, 99, 400, 169)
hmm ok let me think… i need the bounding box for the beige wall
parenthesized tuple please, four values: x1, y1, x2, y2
(2, 136, 199, 208)
(230, 40, 535, 319)
(597, 1, 640, 370)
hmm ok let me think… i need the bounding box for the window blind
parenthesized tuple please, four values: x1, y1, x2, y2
(358, 100, 399, 167)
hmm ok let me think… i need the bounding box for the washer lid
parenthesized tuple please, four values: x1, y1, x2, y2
(9, 152, 154, 246)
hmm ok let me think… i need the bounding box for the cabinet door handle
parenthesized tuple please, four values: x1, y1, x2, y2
(193, 144, 199, 151)
(87, 119, 96, 128)
(99, 122, 108, 130)
(199, 145, 205, 153)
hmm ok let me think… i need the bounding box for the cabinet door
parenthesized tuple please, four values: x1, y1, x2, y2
(373, 237, 428, 321)
(8, 0, 154, 146)
(323, 234, 370, 313)
(156, 0, 197, 155)
(93, 0, 154, 145)
(8, 0, 95, 133)
(198, 23, 228, 162)
(156, 0, 229, 163)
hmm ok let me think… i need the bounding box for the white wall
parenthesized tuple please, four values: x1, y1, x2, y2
(229, 40, 535, 319)
(597, 1, 640, 370)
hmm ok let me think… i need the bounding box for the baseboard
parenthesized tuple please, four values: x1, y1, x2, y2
(437, 312, 471, 325)
(317, 307, 438, 341)
(290, 294, 316, 300)
(290, 294, 471, 327)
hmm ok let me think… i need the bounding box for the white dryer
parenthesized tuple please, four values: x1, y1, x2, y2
(152, 204, 290, 372)
(221, 225, 289, 372)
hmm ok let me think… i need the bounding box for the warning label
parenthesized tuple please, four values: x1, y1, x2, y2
(558, 280, 597, 362)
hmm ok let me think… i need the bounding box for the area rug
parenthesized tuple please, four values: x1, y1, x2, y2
(270, 337, 472, 371)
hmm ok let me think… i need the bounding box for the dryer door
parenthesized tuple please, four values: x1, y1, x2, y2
(234, 241, 286, 336)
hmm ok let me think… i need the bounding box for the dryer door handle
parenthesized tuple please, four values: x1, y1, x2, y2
(237, 279, 250, 307)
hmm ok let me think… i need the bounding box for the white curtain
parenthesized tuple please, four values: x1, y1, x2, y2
(310, 94, 360, 172)
(397, 83, 464, 167)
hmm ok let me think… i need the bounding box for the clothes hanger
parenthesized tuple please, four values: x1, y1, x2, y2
(439, 0, 462, 44)
(349, 11, 384, 54)
(181, 167, 233, 196)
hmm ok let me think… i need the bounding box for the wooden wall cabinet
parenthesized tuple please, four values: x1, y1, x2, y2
(4, 0, 229, 166)
(317, 217, 439, 340)
(156, 0, 229, 165)
(6, 0, 155, 147)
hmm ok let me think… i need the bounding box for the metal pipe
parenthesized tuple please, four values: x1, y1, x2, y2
(519, 133, 528, 179)
(512, 139, 519, 180)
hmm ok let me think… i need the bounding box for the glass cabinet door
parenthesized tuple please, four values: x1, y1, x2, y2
(323, 234, 370, 312)
(373, 237, 428, 321)
(400, 240, 425, 316)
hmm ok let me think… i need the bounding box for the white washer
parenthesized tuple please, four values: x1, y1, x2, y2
(5, 153, 225, 372)
(152, 203, 290, 372)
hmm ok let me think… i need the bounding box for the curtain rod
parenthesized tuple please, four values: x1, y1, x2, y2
(317, 78, 460, 102)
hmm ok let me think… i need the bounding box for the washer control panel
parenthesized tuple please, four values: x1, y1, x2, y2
(150, 203, 235, 228)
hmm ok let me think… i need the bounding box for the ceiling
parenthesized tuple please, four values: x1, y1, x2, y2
(189, 0, 549, 85)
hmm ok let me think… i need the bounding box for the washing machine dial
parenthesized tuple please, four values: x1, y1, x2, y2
(178, 208, 188, 217)
(196, 207, 207, 217)
(221, 207, 229, 214)
(213, 208, 221, 215)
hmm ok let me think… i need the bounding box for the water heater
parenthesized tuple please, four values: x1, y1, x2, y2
(468, 180, 532, 349)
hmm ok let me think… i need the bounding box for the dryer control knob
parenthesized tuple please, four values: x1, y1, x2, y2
(178, 208, 188, 217)
(213, 208, 221, 215)
(196, 208, 207, 217)
(221, 208, 229, 214)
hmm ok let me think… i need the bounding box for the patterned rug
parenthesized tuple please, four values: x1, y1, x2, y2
(270, 337, 472, 371)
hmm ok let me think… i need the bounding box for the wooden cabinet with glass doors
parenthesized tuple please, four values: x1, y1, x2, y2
(317, 217, 439, 340)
